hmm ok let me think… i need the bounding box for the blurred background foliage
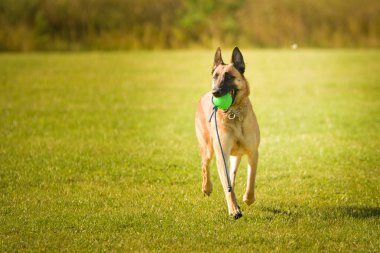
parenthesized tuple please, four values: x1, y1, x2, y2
(0, 0, 379, 51)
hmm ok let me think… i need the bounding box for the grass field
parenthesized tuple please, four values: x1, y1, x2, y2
(0, 49, 379, 252)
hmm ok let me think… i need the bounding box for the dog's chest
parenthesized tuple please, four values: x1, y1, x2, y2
(228, 122, 247, 156)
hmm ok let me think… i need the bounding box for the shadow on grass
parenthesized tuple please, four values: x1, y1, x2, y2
(337, 206, 380, 218)
(260, 206, 380, 219)
(258, 207, 301, 221)
(262, 207, 294, 216)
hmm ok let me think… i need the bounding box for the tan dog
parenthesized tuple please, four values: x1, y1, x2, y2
(195, 47, 260, 219)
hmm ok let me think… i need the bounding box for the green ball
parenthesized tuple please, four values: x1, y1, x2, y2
(212, 93, 233, 110)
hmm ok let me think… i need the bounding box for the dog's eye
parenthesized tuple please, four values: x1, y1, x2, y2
(213, 74, 219, 80)
(224, 73, 234, 81)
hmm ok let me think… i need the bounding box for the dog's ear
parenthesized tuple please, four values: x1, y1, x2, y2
(212, 47, 224, 73)
(231, 47, 245, 74)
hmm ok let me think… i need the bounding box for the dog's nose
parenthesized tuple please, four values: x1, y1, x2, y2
(212, 88, 222, 97)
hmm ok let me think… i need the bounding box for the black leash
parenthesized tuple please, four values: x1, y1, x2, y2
(209, 104, 232, 193)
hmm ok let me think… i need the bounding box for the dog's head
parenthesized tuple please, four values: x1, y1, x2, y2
(211, 47, 246, 98)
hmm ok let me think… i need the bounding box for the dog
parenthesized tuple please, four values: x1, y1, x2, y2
(195, 47, 260, 219)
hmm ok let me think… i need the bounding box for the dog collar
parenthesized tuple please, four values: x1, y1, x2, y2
(227, 110, 243, 121)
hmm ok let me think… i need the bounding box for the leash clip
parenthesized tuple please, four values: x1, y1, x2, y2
(228, 112, 236, 120)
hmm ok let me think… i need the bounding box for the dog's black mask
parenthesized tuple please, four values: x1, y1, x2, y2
(212, 72, 237, 97)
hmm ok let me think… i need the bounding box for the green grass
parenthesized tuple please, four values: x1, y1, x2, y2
(0, 49, 379, 252)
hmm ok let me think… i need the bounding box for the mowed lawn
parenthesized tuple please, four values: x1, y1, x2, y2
(0, 49, 379, 252)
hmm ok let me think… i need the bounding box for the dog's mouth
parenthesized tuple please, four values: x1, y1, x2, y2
(212, 87, 236, 98)
(230, 89, 236, 98)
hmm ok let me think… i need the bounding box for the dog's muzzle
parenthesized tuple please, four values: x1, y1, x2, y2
(212, 87, 230, 97)
(212, 87, 238, 103)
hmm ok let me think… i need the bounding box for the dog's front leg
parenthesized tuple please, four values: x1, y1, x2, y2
(243, 149, 259, 205)
(229, 156, 241, 190)
(214, 140, 242, 219)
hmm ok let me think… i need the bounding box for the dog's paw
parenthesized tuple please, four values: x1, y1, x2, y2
(243, 193, 255, 206)
(230, 208, 243, 219)
(202, 181, 213, 196)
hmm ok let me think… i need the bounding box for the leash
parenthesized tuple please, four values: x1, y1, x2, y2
(209, 104, 232, 193)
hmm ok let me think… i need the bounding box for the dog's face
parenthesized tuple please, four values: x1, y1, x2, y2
(211, 47, 246, 98)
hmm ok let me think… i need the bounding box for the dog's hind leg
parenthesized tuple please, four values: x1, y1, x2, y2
(199, 141, 213, 196)
(195, 109, 214, 196)
(229, 156, 241, 191)
(243, 150, 258, 205)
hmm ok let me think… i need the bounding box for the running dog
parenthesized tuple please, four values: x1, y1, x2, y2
(195, 47, 260, 219)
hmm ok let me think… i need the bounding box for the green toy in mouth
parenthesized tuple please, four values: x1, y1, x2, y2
(212, 93, 233, 110)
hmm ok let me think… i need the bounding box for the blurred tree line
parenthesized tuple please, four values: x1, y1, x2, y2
(0, 0, 378, 51)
